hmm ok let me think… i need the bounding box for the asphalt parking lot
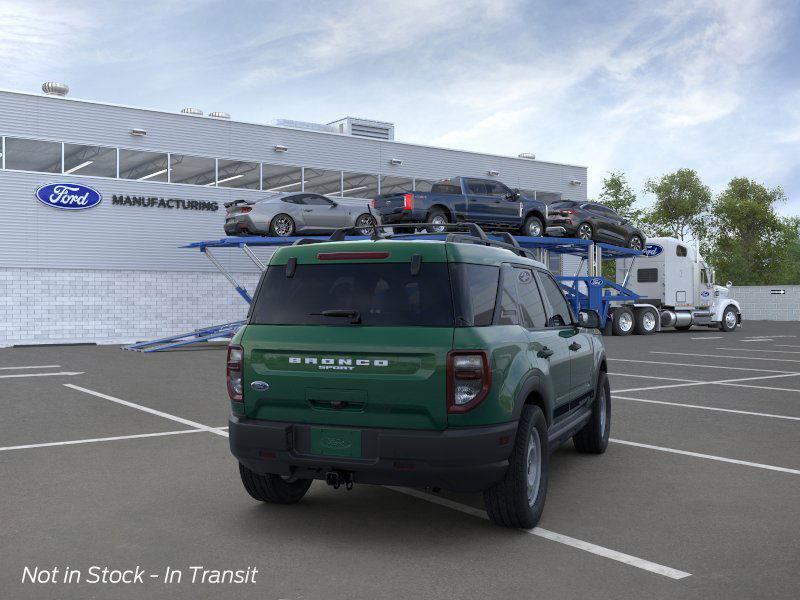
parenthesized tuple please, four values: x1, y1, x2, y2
(1, 321, 799, 599)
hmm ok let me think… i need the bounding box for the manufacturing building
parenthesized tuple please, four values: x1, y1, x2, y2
(0, 85, 588, 346)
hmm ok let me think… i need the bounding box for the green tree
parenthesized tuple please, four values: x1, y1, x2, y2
(598, 171, 643, 226)
(706, 178, 793, 285)
(642, 169, 711, 241)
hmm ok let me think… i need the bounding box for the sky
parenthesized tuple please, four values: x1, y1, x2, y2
(1, 0, 799, 213)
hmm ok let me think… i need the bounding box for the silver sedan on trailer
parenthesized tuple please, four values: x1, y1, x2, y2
(224, 192, 378, 237)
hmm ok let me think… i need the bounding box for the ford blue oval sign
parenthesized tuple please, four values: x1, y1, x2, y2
(588, 278, 603, 287)
(641, 244, 663, 257)
(35, 183, 102, 210)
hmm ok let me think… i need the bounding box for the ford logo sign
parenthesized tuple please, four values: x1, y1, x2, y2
(588, 278, 603, 287)
(700, 291, 710, 297)
(35, 183, 102, 210)
(641, 244, 663, 257)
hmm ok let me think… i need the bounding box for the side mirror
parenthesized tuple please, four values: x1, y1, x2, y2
(577, 309, 601, 329)
(329, 201, 338, 208)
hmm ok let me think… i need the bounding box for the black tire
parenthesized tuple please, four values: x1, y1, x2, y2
(484, 405, 549, 529)
(269, 213, 295, 237)
(627, 235, 644, 251)
(238, 463, 312, 504)
(354, 213, 377, 236)
(573, 372, 611, 454)
(719, 306, 738, 332)
(611, 307, 634, 336)
(576, 222, 593, 240)
(633, 308, 657, 335)
(425, 208, 449, 233)
(523, 215, 544, 237)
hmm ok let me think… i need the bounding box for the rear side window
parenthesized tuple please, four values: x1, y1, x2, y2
(431, 181, 462, 194)
(250, 263, 453, 327)
(515, 268, 547, 329)
(537, 272, 573, 327)
(450, 264, 499, 326)
(465, 179, 489, 195)
(496, 267, 520, 326)
(638, 268, 658, 282)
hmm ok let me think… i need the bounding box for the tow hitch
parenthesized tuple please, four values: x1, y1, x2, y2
(325, 470, 354, 490)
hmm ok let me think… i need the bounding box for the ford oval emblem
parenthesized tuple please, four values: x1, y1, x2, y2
(641, 244, 663, 257)
(700, 290, 710, 297)
(35, 183, 102, 210)
(588, 278, 603, 286)
(250, 381, 269, 392)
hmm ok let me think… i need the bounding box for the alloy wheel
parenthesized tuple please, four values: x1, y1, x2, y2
(527, 220, 543, 236)
(273, 216, 293, 236)
(355, 214, 375, 236)
(430, 214, 448, 233)
(577, 224, 592, 239)
(629, 236, 643, 250)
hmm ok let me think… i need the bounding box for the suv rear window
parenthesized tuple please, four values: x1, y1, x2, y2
(250, 263, 454, 327)
(450, 264, 499, 326)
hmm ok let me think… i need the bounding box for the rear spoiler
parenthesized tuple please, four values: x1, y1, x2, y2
(223, 199, 255, 209)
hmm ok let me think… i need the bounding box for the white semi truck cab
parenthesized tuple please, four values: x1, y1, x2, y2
(610, 237, 742, 335)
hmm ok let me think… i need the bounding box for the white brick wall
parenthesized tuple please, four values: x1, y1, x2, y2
(729, 286, 800, 322)
(0, 268, 260, 347)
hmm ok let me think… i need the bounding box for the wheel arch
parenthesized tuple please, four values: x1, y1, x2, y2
(427, 204, 453, 221)
(512, 373, 554, 427)
(524, 209, 546, 224)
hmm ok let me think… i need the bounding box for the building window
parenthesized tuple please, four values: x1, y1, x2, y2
(414, 178, 436, 192)
(341, 172, 378, 198)
(169, 154, 216, 186)
(304, 168, 342, 196)
(262, 163, 302, 193)
(119, 149, 169, 182)
(379, 175, 413, 195)
(63, 144, 117, 177)
(217, 159, 260, 189)
(4, 138, 61, 173)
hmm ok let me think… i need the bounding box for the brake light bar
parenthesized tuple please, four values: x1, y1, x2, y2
(317, 252, 390, 260)
(447, 350, 491, 413)
(560, 209, 577, 215)
(402, 193, 414, 211)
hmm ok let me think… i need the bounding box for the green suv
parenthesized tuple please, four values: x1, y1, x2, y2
(228, 226, 610, 528)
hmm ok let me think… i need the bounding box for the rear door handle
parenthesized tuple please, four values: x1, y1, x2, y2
(569, 342, 582, 351)
(537, 347, 554, 359)
(303, 209, 313, 212)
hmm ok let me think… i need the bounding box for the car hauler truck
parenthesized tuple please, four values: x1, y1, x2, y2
(609, 236, 742, 335)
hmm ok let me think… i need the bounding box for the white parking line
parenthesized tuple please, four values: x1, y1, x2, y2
(776, 344, 800, 348)
(609, 373, 702, 383)
(390, 487, 691, 580)
(650, 351, 800, 364)
(0, 429, 204, 453)
(64, 384, 229, 438)
(740, 339, 773, 343)
(610, 439, 800, 475)
(0, 371, 84, 379)
(715, 348, 800, 354)
(690, 336, 723, 340)
(0, 365, 61, 370)
(613, 372, 800, 393)
(613, 395, 800, 421)
(610, 358, 798, 374)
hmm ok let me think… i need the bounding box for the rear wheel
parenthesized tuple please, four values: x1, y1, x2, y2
(719, 306, 738, 332)
(269, 214, 295, 237)
(573, 372, 611, 454)
(576, 222, 593, 240)
(484, 405, 549, 529)
(239, 464, 312, 504)
(354, 213, 377, 236)
(523, 215, 544, 237)
(425, 209, 449, 233)
(612, 307, 634, 336)
(627, 235, 644, 251)
(634, 308, 657, 335)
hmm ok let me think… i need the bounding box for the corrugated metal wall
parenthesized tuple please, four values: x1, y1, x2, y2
(0, 90, 587, 272)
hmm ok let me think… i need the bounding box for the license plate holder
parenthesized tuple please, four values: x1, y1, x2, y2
(310, 427, 362, 458)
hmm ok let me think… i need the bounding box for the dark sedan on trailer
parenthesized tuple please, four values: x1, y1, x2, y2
(546, 200, 646, 249)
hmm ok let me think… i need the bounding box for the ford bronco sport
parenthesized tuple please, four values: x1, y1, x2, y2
(228, 224, 610, 528)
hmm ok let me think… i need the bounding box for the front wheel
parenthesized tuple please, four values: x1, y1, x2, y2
(354, 213, 377, 236)
(484, 405, 549, 529)
(523, 215, 544, 237)
(611, 307, 634, 336)
(573, 372, 611, 454)
(239, 464, 312, 504)
(719, 306, 738, 332)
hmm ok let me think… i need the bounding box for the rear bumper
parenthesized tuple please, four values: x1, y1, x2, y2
(375, 208, 427, 225)
(229, 415, 517, 492)
(224, 215, 270, 236)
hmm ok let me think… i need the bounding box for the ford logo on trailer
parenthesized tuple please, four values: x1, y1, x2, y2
(700, 290, 710, 297)
(641, 244, 663, 257)
(35, 183, 102, 210)
(588, 278, 603, 286)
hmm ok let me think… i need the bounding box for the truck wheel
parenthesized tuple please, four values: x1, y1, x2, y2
(425, 209, 449, 233)
(523, 215, 544, 237)
(611, 307, 634, 336)
(573, 372, 611, 454)
(719, 306, 738, 332)
(484, 405, 549, 529)
(633, 308, 657, 335)
(238, 464, 312, 504)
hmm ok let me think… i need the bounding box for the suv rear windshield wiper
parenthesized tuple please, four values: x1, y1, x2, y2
(310, 309, 362, 325)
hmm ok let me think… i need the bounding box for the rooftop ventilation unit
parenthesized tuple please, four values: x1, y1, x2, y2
(328, 117, 395, 141)
(209, 111, 230, 119)
(518, 152, 536, 160)
(269, 119, 337, 134)
(42, 82, 69, 97)
(180, 107, 203, 116)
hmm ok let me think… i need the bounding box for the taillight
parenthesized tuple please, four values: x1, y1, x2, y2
(447, 351, 491, 413)
(240, 207, 252, 213)
(370, 198, 377, 208)
(561, 209, 577, 215)
(402, 193, 414, 211)
(227, 345, 243, 401)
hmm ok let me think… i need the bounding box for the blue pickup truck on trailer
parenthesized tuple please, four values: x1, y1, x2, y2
(371, 177, 548, 236)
